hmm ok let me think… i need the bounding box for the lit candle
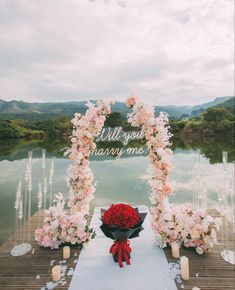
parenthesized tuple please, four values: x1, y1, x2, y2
(63, 246, 70, 259)
(52, 265, 61, 282)
(171, 242, 180, 258)
(180, 256, 189, 280)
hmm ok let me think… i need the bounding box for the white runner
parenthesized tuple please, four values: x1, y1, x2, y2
(69, 205, 177, 290)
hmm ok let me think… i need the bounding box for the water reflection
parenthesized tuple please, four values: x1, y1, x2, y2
(171, 137, 235, 164)
(0, 137, 234, 245)
(1, 137, 235, 163)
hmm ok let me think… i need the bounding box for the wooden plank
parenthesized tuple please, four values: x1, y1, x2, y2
(0, 209, 234, 290)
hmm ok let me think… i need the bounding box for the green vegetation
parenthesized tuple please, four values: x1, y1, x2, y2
(0, 117, 72, 139)
(0, 100, 234, 164)
(0, 119, 44, 138)
(1, 105, 234, 141)
(211, 96, 235, 115)
(0, 112, 141, 139)
(105, 112, 123, 127)
(0, 104, 234, 163)
(170, 107, 235, 141)
(28, 116, 72, 138)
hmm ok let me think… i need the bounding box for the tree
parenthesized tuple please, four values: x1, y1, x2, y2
(105, 112, 123, 127)
(201, 107, 233, 122)
(0, 120, 24, 138)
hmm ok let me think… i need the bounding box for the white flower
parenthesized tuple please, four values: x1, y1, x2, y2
(156, 148, 165, 158)
(68, 228, 74, 235)
(167, 222, 174, 229)
(181, 230, 188, 239)
(76, 152, 84, 161)
(71, 238, 76, 245)
(196, 247, 203, 255)
(163, 212, 172, 221)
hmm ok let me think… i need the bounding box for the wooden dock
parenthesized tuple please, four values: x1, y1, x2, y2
(0, 209, 234, 290)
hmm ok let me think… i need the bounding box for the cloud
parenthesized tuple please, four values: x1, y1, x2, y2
(0, 0, 233, 105)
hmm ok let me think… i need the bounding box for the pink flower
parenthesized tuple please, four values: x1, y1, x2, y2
(126, 95, 138, 107)
(191, 224, 203, 239)
(39, 95, 217, 255)
(193, 209, 205, 220)
(162, 182, 173, 195)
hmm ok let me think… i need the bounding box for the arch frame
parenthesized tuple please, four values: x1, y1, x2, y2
(36, 96, 218, 254)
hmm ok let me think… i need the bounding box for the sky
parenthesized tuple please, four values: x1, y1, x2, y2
(0, 0, 234, 106)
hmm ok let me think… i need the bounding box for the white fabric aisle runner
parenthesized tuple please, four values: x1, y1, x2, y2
(69, 205, 177, 290)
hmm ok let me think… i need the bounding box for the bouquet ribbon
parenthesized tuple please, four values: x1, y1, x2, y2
(110, 240, 132, 268)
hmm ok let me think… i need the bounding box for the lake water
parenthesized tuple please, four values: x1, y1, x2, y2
(0, 138, 234, 246)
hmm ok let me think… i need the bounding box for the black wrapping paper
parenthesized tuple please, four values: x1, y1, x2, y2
(100, 208, 147, 263)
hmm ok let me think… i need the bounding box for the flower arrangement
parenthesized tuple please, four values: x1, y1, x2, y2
(154, 204, 220, 253)
(182, 206, 220, 253)
(100, 204, 147, 268)
(102, 203, 140, 228)
(126, 96, 173, 206)
(65, 100, 112, 214)
(35, 193, 95, 249)
(35, 100, 111, 249)
(126, 95, 219, 254)
(35, 96, 219, 253)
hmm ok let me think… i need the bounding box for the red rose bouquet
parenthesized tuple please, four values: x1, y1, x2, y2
(100, 204, 147, 268)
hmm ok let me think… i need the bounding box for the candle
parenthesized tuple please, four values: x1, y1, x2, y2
(63, 246, 70, 259)
(171, 242, 180, 258)
(180, 256, 189, 280)
(52, 265, 61, 282)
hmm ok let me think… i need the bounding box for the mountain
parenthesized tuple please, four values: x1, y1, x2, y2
(212, 97, 235, 114)
(189, 96, 232, 117)
(155, 105, 192, 119)
(0, 100, 134, 121)
(0, 100, 89, 120)
(0, 96, 233, 120)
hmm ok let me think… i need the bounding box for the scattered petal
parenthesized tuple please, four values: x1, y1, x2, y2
(61, 265, 67, 277)
(67, 268, 74, 276)
(180, 285, 184, 289)
(195, 273, 199, 277)
(176, 278, 182, 284)
(50, 259, 56, 266)
(73, 259, 78, 264)
(74, 252, 78, 257)
(31, 248, 35, 255)
(58, 279, 64, 285)
(61, 281, 67, 286)
(35, 274, 40, 279)
(168, 262, 182, 284)
(46, 281, 58, 290)
(192, 287, 201, 290)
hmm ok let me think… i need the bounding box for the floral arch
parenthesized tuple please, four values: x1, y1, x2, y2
(36, 96, 217, 254)
(66, 96, 172, 216)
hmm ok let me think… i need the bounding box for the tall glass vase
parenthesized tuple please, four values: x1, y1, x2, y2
(220, 152, 234, 264)
(11, 153, 32, 256)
